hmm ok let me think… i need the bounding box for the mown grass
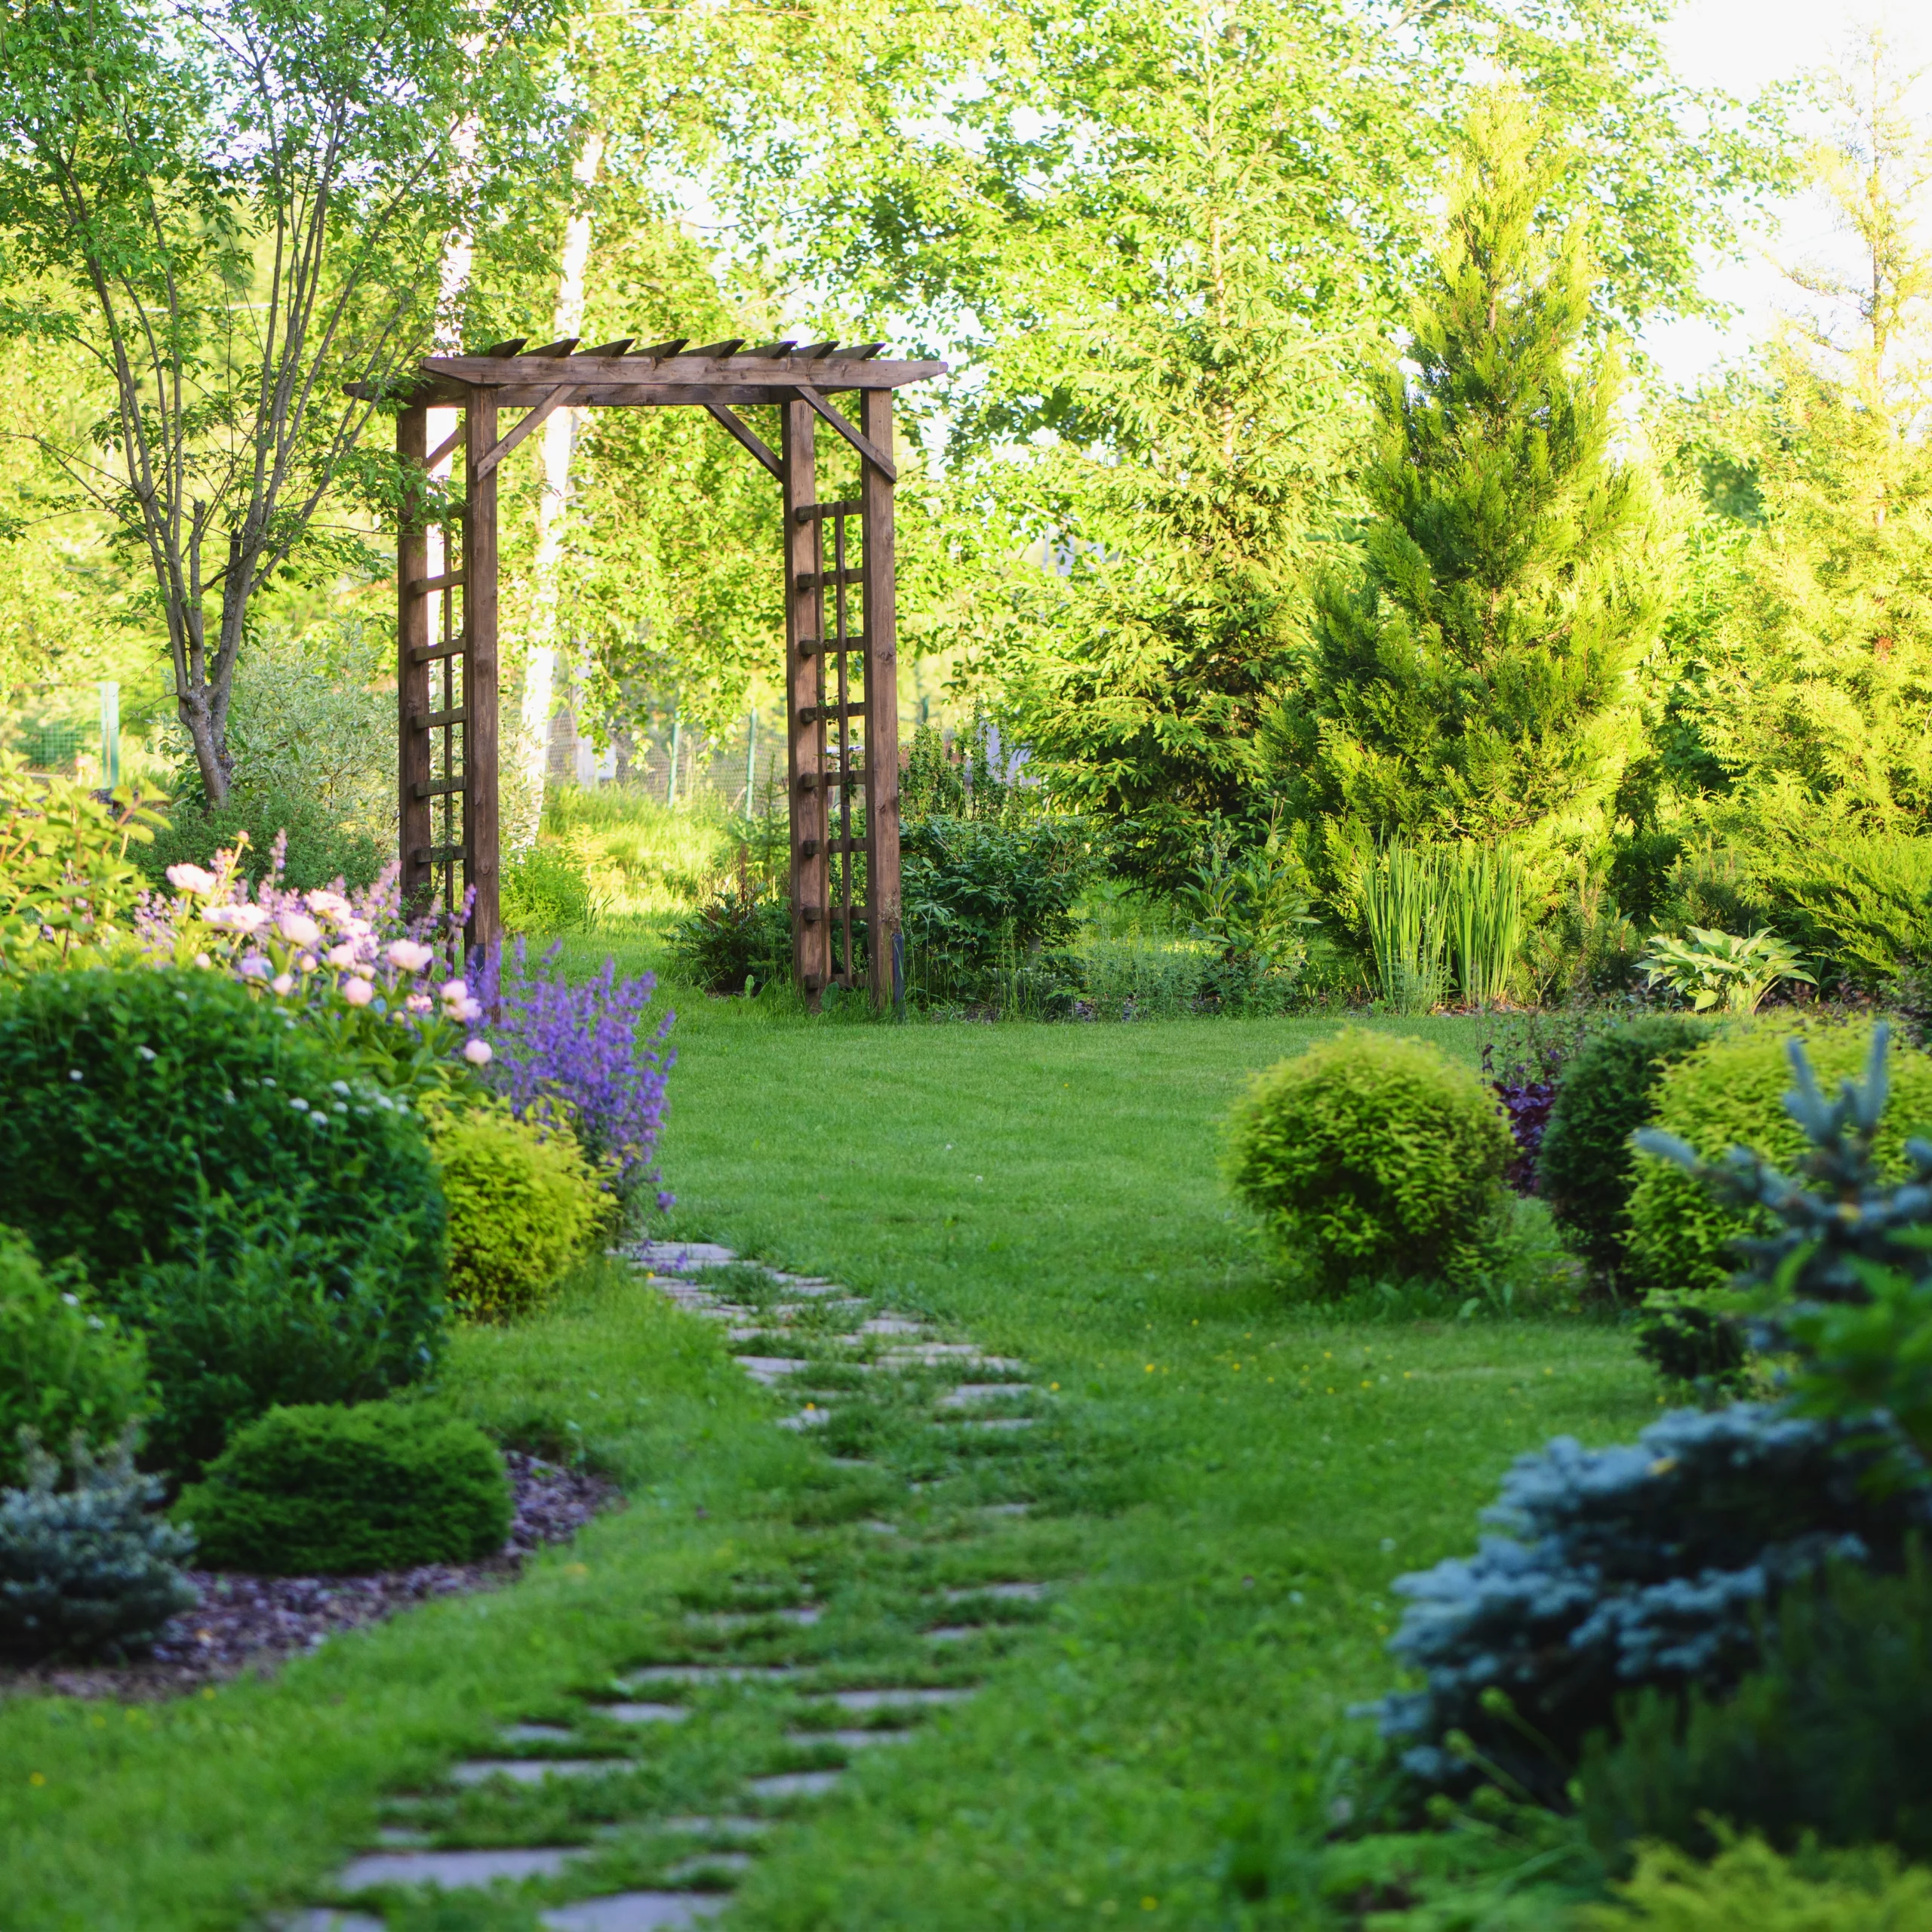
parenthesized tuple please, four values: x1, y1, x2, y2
(0, 989, 1655, 1930)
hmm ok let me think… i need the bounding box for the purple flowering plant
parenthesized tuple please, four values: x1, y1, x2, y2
(138, 832, 491, 1100)
(475, 940, 676, 1207)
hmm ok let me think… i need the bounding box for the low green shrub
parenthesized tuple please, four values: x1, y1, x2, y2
(177, 1401, 511, 1574)
(0, 1230, 151, 1488)
(1539, 1017, 1706, 1291)
(140, 781, 382, 894)
(1631, 1289, 1751, 1394)
(435, 1110, 606, 1321)
(501, 840, 598, 934)
(1579, 1558, 1932, 1869)
(1627, 1021, 1932, 1295)
(1574, 1835, 1932, 1930)
(1226, 1029, 1512, 1287)
(0, 1429, 197, 1662)
(666, 887, 792, 995)
(0, 970, 448, 1469)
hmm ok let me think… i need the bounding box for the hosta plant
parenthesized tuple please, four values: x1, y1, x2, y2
(1635, 926, 1815, 1015)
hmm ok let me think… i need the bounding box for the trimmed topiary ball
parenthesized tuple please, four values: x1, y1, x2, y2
(435, 1110, 608, 1322)
(0, 969, 448, 1471)
(1226, 1029, 1512, 1288)
(1538, 1015, 1706, 1291)
(177, 1402, 512, 1575)
(1627, 1021, 1932, 1296)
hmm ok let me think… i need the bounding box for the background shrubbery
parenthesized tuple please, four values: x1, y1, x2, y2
(0, 969, 448, 1469)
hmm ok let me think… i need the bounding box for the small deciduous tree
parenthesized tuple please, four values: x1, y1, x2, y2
(0, 0, 568, 801)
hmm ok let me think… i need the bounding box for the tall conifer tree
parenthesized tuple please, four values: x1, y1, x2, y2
(1275, 97, 1664, 878)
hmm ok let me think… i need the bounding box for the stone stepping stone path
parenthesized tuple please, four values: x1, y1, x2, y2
(285, 1236, 1063, 1929)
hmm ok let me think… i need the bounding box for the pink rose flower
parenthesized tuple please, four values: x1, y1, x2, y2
(167, 864, 220, 896)
(202, 903, 269, 934)
(272, 973, 296, 995)
(463, 1038, 494, 1066)
(306, 891, 352, 921)
(278, 911, 322, 946)
(386, 940, 435, 974)
(340, 977, 375, 1008)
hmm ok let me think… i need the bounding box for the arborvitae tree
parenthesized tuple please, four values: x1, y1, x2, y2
(1682, 30, 1932, 832)
(1273, 97, 1664, 883)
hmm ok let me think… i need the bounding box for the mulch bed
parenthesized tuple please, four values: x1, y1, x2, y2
(1, 1453, 620, 1703)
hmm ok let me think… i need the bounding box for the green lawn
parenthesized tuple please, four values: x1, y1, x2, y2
(0, 991, 1656, 1930)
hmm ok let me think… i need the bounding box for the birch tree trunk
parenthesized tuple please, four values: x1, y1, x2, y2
(518, 130, 606, 829)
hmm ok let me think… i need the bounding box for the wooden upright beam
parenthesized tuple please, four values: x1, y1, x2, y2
(783, 401, 829, 1004)
(464, 386, 503, 958)
(860, 388, 903, 1012)
(397, 404, 434, 913)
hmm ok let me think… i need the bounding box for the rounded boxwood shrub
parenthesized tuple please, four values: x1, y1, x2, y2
(177, 1401, 512, 1574)
(1226, 1029, 1512, 1287)
(0, 969, 448, 1470)
(435, 1110, 607, 1321)
(1627, 1021, 1932, 1296)
(0, 1229, 151, 1488)
(1538, 1016, 1706, 1290)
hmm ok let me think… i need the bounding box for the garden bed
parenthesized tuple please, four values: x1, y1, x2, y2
(0, 1452, 616, 1703)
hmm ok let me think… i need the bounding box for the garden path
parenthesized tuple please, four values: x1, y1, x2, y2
(285, 1236, 1060, 1930)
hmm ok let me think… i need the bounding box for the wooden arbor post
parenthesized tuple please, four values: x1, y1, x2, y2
(367, 338, 943, 1001)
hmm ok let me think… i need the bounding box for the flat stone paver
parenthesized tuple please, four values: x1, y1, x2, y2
(858, 1315, 928, 1336)
(943, 1417, 1037, 1432)
(936, 1384, 1035, 1408)
(337, 1847, 578, 1889)
(665, 1852, 757, 1880)
(659, 1814, 773, 1836)
(825, 1687, 974, 1712)
(685, 1605, 822, 1630)
(943, 1582, 1048, 1603)
(734, 1357, 810, 1381)
(979, 1503, 1032, 1517)
(278, 1914, 386, 1932)
(784, 1727, 915, 1749)
(601, 1701, 690, 1724)
(502, 1722, 577, 1743)
(921, 1625, 988, 1643)
(450, 1759, 632, 1786)
(540, 1892, 729, 1930)
(632, 1241, 742, 1273)
(621, 1666, 808, 1687)
(777, 1407, 830, 1429)
(743, 1769, 843, 1799)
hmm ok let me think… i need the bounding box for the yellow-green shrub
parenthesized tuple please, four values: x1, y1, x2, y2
(433, 1110, 606, 1321)
(1627, 1021, 1932, 1294)
(1226, 1029, 1512, 1288)
(1574, 1836, 1932, 1930)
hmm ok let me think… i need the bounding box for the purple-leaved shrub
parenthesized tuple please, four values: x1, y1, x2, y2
(476, 942, 675, 1205)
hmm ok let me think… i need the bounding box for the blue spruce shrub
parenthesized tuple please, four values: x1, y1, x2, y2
(0, 1429, 197, 1662)
(1371, 1404, 1930, 1808)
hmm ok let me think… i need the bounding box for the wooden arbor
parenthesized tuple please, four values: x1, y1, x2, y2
(376, 337, 946, 1008)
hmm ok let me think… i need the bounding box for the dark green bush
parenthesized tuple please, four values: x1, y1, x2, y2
(1631, 1290, 1750, 1393)
(140, 781, 382, 894)
(0, 970, 447, 1469)
(1628, 1022, 1932, 1296)
(0, 1429, 197, 1662)
(177, 1401, 511, 1574)
(1226, 1029, 1512, 1288)
(0, 1229, 151, 1488)
(1539, 1017, 1706, 1291)
(1579, 1557, 1932, 1865)
(666, 887, 792, 995)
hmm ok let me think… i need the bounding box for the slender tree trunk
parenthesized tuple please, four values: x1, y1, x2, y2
(519, 130, 605, 827)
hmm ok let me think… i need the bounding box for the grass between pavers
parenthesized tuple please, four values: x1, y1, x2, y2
(0, 1001, 1656, 1929)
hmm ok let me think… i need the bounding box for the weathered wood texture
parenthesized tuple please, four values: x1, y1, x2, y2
(397, 405, 433, 912)
(861, 388, 903, 1010)
(783, 401, 829, 1003)
(463, 386, 502, 956)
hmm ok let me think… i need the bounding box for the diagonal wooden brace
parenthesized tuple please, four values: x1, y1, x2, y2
(473, 385, 583, 479)
(790, 386, 897, 482)
(705, 402, 783, 481)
